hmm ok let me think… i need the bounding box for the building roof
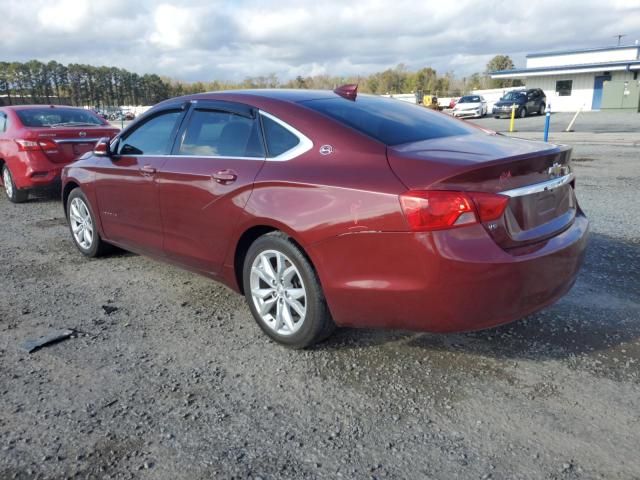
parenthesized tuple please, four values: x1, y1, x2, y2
(525, 44, 640, 58)
(491, 60, 640, 78)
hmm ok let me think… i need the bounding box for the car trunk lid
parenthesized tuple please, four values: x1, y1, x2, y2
(26, 126, 119, 163)
(388, 132, 576, 249)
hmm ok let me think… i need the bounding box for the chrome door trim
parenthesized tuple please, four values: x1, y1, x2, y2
(259, 110, 313, 161)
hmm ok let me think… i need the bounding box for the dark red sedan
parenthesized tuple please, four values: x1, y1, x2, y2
(0, 105, 118, 202)
(61, 87, 588, 348)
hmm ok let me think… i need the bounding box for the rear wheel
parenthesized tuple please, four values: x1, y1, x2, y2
(243, 232, 335, 348)
(538, 103, 546, 115)
(66, 188, 109, 257)
(2, 165, 28, 203)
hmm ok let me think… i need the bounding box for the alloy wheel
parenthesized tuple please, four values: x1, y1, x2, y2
(69, 197, 94, 250)
(3, 167, 13, 199)
(250, 249, 307, 336)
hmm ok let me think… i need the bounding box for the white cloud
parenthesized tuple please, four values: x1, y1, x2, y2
(37, 0, 89, 33)
(2, 0, 640, 82)
(149, 4, 198, 49)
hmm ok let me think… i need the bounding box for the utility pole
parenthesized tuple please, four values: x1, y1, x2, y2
(614, 34, 626, 46)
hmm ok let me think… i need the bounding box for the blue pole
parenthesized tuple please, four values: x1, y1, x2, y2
(543, 104, 551, 142)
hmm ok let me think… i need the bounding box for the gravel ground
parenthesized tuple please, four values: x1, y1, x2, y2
(1, 135, 639, 479)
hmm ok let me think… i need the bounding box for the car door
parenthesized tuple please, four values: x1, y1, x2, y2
(157, 101, 266, 275)
(93, 105, 187, 256)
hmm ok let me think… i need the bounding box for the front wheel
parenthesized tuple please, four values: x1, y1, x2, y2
(518, 107, 527, 118)
(243, 232, 335, 348)
(2, 165, 28, 203)
(66, 188, 109, 257)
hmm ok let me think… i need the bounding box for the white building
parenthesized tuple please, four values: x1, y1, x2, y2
(491, 45, 640, 112)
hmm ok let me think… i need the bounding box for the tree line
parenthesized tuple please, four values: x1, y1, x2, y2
(0, 56, 520, 108)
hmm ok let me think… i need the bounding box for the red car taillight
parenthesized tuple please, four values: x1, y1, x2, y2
(470, 192, 510, 222)
(399, 190, 509, 231)
(15, 139, 58, 152)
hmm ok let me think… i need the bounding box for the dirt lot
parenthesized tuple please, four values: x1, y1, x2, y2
(1, 134, 639, 479)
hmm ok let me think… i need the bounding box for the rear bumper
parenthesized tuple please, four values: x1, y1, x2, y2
(309, 213, 589, 332)
(8, 152, 67, 190)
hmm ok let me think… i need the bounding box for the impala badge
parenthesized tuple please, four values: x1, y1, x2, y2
(319, 145, 333, 155)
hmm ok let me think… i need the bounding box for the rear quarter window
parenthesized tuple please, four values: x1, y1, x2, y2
(261, 115, 300, 157)
(301, 95, 474, 146)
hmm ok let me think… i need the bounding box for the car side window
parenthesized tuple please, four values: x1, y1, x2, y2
(177, 109, 265, 158)
(117, 110, 182, 156)
(0, 113, 6, 133)
(261, 115, 300, 157)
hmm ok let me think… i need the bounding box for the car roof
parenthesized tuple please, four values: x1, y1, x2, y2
(2, 104, 88, 111)
(163, 89, 347, 106)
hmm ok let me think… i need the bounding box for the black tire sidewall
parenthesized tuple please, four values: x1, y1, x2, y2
(66, 188, 101, 257)
(242, 234, 329, 348)
(519, 107, 527, 118)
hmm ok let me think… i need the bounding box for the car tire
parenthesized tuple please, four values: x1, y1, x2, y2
(518, 107, 527, 118)
(243, 231, 336, 348)
(2, 165, 29, 203)
(66, 187, 109, 257)
(538, 103, 546, 115)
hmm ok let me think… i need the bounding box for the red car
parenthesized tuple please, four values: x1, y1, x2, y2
(0, 105, 118, 202)
(61, 87, 588, 348)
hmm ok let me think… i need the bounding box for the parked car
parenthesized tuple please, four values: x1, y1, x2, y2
(0, 105, 119, 203)
(493, 89, 546, 118)
(62, 87, 588, 348)
(449, 97, 459, 109)
(452, 95, 488, 118)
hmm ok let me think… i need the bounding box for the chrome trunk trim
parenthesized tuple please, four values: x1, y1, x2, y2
(500, 173, 574, 198)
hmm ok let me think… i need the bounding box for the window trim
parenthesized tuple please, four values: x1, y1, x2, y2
(0, 112, 7, 133)
(110, 104, 313, 162)
(112, 107, 186, 156)
(259, 110, 313, 161)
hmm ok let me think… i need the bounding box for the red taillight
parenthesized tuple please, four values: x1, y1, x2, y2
(470, 192, 510, 222)
(399, 190, 509, 231)
(15, 138, 58, 152)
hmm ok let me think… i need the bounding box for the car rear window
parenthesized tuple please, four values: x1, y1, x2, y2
(301, 95, 474, 146)
(16, 108, 105, 127)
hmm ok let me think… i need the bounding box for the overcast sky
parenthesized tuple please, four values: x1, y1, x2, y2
(3, 0, 640, 82)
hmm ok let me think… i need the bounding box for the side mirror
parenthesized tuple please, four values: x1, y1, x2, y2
(93, 137, 111, 157)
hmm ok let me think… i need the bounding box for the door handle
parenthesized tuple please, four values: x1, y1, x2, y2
(212, 170, 237, 184)
(140, 165, 156, 175)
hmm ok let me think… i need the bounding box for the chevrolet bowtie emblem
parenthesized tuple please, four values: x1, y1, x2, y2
(547, 162, 567, 178)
